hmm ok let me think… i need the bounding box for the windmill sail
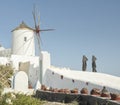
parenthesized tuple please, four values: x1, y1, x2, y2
(32, 7, 54, 54)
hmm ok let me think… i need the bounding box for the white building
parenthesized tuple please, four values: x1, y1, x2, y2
(1, 22, 120, 94)
(0, 22, 47, 89)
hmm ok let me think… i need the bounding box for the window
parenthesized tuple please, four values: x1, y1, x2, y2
(24, 37, 27, 42)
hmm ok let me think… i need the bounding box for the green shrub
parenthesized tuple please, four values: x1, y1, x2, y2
(13, 94, 43, 105)
(0, 93, 44, 105)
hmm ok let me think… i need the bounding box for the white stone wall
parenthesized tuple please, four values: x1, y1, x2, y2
(0, 57, 9, 65)
(44, 67, 120, 94)
(0, 51, 50, 89)
(13, 71, 28, 93)
(12, 29, 35, 56)
(40, 51, 51, 85)
(0, 49, 120, 95)
(10, 55, 40, 88)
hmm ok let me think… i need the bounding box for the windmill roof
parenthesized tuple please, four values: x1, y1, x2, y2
(12, 21, 33, 32)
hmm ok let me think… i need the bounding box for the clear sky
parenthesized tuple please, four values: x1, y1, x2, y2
(0, 0, 120, 77)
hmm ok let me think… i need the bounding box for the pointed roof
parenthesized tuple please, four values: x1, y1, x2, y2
(12, 21, 33, 32)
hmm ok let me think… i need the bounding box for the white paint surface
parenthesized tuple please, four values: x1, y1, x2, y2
(13, 71, 28, 92)
(10, 55, 40, 87)
(34, 79, 41, 91)
(12, 28, 35, 56)
(41, 51, 51, 84)
(44, 66, 120, 94)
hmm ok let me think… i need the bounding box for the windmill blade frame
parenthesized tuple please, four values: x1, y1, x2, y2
(32, 5, 55, 55)
(40, 29, 55, 31)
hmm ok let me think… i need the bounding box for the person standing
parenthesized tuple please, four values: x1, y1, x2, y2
(82, 55, 88, 71)
(92, 55, 97, 72)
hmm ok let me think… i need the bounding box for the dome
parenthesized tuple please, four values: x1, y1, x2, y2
(12, 21, 33, 32)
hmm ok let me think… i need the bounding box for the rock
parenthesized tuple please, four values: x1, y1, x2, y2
(90, 88, 101, 96)
(70, 88, 78, 94)
(64, 89, 70, 94)
(101, 92, 110, 98)
(110, 93, 120, 101)
(52, 88, 58, 93)
(101, 86, 110, 98)
(80, 88, 88, 94)
(58, 89, 64, 93)
(41, 85, 47, 91)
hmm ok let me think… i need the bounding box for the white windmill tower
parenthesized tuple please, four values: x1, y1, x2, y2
(11, 22, 35, 56)
(11, 7, 54, 84)
(12, 7, 53, 56)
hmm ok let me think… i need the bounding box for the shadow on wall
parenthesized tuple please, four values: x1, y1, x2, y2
(28, 64, 40, 88)
(43, 69, 102, 93)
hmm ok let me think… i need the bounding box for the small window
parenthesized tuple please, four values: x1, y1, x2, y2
(86, 82, 89, 85)
(24, 37, 27, 42)
(61, 75, 63, 79)
(52, 72, 54, 75)
(72, 79, 75, 83)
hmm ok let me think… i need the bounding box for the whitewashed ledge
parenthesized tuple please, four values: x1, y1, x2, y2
(3, 88, 35, 95)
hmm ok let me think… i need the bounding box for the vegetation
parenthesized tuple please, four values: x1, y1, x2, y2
(0, 92, 79, 105)
(0, 65, 44, 105)
(0, 65, 113, 105)
(0, 65, 13, 88)
(0, 93, 44, 105)
(0, 65, 78, 105)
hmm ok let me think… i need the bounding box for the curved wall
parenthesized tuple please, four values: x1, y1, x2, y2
(12, 29, 35, 56)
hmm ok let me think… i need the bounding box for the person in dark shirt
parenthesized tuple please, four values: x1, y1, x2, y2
(82, 55, 88, 71)
(92, 55, 97, 72)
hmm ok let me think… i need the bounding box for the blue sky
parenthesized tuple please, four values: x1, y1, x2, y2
(0, 0, 120, 77)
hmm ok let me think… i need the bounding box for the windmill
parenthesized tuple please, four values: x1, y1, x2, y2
(32, 6, 54, 84)
(32, 6, 54, 55)
(11, 6, 54, 86)
(12, 7, 54, 56)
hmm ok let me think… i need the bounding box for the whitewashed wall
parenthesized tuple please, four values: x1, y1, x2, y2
(12, 29, 35, 56)
(0, 50, 120, 94)
(40, 51, 51, 85)
(43, 67, 120, 94)
(10, 55, 40, 88)
(13, 71, 28, 93)
(0, 57, 9, 65)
